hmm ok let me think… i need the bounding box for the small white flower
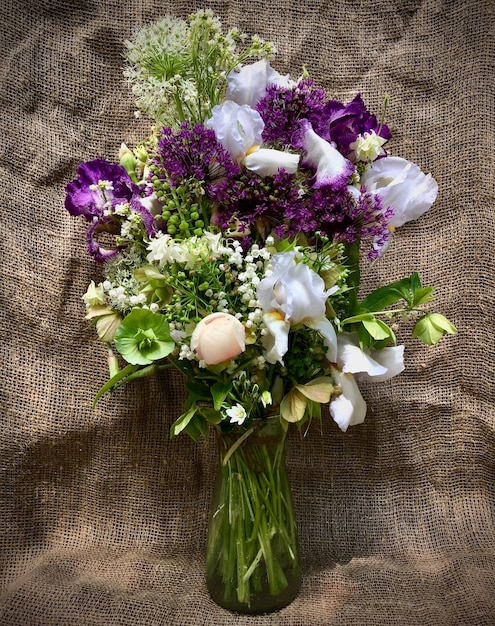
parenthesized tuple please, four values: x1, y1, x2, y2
(226, 404, 247, 425)
(82, 281, 106, 308)
(146, 233, 186, 266)
(349, 130, 387, 162)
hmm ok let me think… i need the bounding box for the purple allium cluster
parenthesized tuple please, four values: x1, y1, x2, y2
(300, 187, 393, 259)
(211, 169, 303, 241)
(154, 122, 239, 192)
(257, 80, 326, 147)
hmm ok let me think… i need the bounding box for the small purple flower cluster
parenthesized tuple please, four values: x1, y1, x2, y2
(257, 79, 327, 147)
(155, 123, 239, 191)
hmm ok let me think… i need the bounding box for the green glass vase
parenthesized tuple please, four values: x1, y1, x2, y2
(205, 416, 301, 614)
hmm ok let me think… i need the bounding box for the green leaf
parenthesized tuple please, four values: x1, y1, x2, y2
(211, 381, 232, 411)
(185, 380, 212, 401)
(305, 398, 321, 420)
(92, 364, 140, 408)
(412, 286, 435, 307)
(200, 407, 223, 425)
(295, 377, 334, 403)
(412, 313, 457, 345)
(362, 318, 395, 341)
(359, 275, 418, 311)
(183, 414, 209, 442)
(170, 405, 197, 438)
(341, 312, 376, 326)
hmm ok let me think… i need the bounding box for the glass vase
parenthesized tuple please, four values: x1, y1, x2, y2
(205, 416, 301, 614)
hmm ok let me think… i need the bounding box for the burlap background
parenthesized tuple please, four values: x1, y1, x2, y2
(1, 0, 493, 624)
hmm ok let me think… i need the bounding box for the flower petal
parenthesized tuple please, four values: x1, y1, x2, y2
(262, 311, 290, 364)
(226, 59, 292, 108)
(355, 345, 405, 382)
(329, 371, 367, 432)
(205, 101, 264, 159)
(242, 148, 299, 177)
(336, 335, 388, 377)
(305, 317, 337, 363)
(299, 120, 355, 190)
(360, 156, 438, 228)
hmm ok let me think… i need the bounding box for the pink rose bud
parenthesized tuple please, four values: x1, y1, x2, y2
(190, 312, 246, 365)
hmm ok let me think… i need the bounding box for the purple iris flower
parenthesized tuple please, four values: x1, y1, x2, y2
(65, 159, 139, 219)
(65, 159, 157, 262)
(313, 94, 392, 160)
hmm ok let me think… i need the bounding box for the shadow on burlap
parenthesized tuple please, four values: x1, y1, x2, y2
(1, 1, 494, 624)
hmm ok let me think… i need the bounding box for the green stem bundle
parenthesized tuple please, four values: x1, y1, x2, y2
(205, 419, 300, 614)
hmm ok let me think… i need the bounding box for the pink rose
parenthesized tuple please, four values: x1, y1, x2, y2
(191, 312, 246, 365)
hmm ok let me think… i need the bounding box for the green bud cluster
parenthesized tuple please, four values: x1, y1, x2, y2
(285, 330, 328, 383)
(149, 165, 208, 238)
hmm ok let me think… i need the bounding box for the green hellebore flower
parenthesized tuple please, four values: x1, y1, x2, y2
(114, 308, 174, 365)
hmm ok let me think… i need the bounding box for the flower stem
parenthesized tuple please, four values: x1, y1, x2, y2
(206, 420, 300, 612)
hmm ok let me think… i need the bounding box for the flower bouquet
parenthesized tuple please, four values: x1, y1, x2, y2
(65, 10, 456, 614)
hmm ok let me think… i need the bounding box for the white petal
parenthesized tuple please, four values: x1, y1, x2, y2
(355, 345, 405, 382)
(361, 156, 438, 228)
(305, 317, 337, 363)
(330, 371, 367, 432)
(301, 122, 355, 189)
(337, 335, 388, 377)
(243, 148, 299, 177)
(226, 59, 290, 108)
(262, 311, 290, 364)
(205, 101, 264, 159)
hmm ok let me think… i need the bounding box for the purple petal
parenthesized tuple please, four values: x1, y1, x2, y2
(85, 218, 122, 263)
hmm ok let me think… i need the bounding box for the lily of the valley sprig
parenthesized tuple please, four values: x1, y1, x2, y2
(66, 9, 456, 438)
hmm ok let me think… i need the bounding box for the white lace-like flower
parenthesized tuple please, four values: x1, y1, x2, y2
(146, 233, 186, 266)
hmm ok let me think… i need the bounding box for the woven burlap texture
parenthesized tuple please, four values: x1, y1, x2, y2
(1, 0, 494, 624)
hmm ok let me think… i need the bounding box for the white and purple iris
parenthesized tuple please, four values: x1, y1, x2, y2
(65, 159, 156, 262)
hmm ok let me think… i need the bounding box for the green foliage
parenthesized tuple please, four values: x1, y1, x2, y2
(412, 313, 458, 345)
(342, 272, 456, 349)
